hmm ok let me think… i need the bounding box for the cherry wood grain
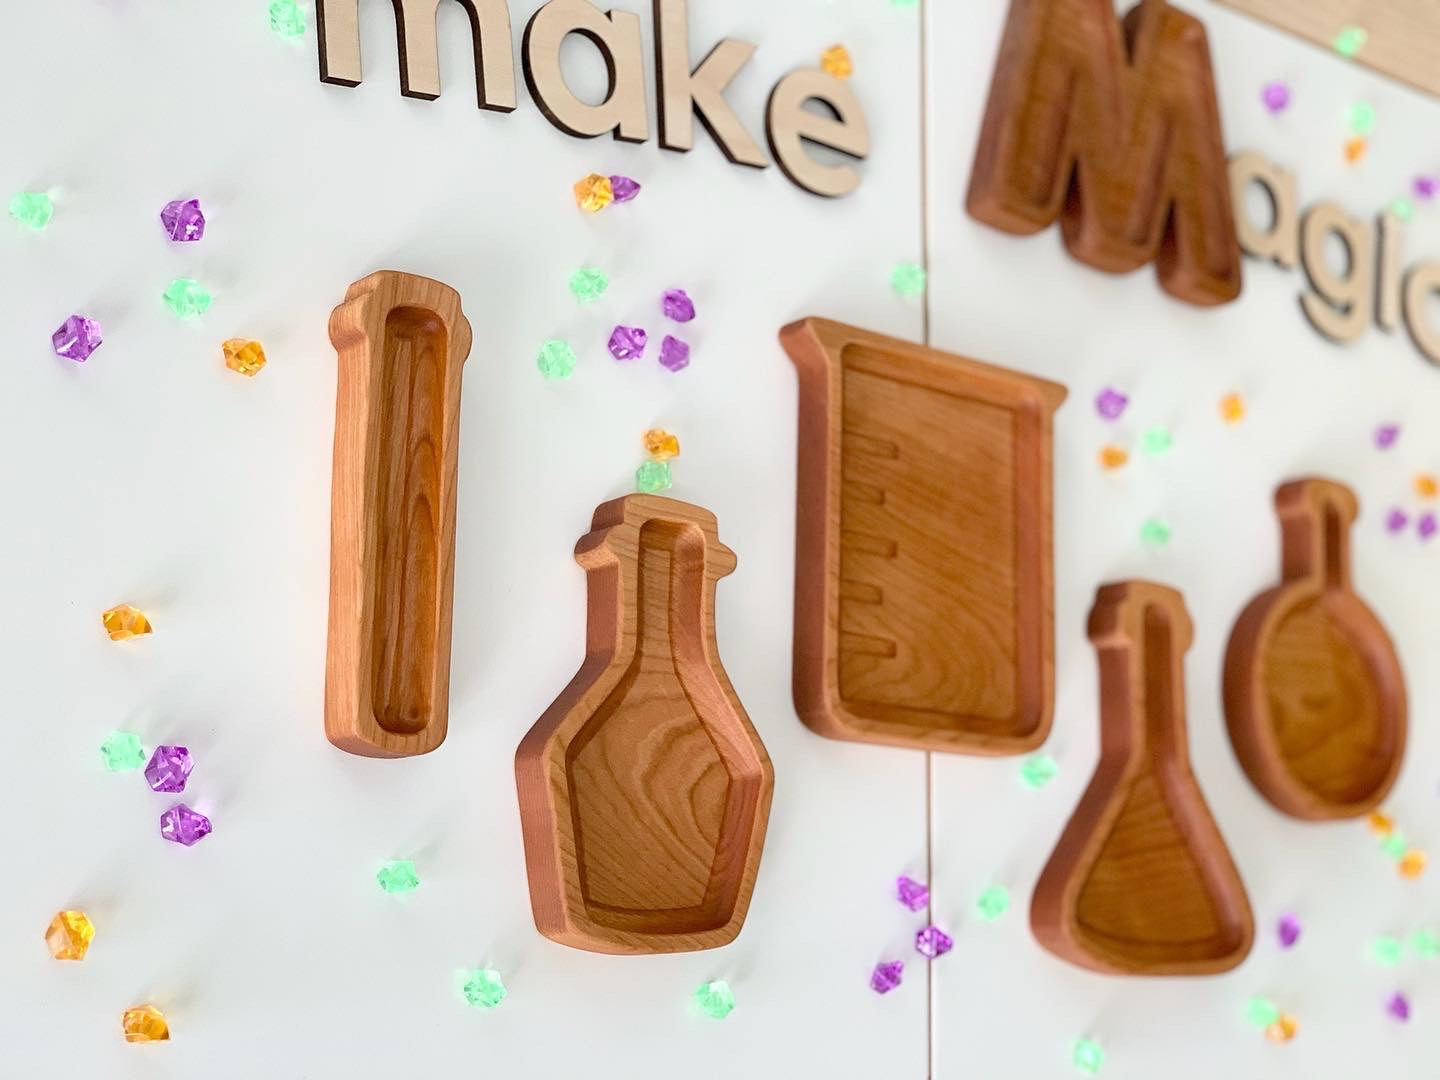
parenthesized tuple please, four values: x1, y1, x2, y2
(782, 317, 1066, 755)
(1224, 479, 1407, 819)
(967, 0, 1242, 307)
(515, 495, 773, 954)
(1033, 582, 1254, 976)
(325, 271, 472, 758)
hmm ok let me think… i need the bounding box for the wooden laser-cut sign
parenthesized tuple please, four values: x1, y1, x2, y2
(326, 271, 472, 758)
(1033, 582, 1254, 976)
(782, 318, 1067, 755)
(314, 0, 869, 198)
(1224, 479, 1407, 820)
(968, 0, 1243, 307)
(515, 495, 773, 954)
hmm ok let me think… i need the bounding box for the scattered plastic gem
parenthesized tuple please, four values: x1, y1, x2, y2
(1344, 137, 1367, 165)
(1411, 929, 1440, 958)
(1346, 102, 1376, 135)
(870, 960, 904, 994)
(574, 173, 614, 213)
(268, 0, 306, 37)
(659, 335, 691, 372)
(102, 604, 151, 641)
(890, 261, 927, 297)
(52, 315, 103, 362)
(1277, 913, 1301, 949)
(1387, 992, 1411, 1022)
(9, 191, 53, 229)
(1375, 424, 1400, 449)
(915, 925, 953, 959)
(223, 339, 267, 376)
(694, 980, 735, 1019)
(609, 175, 641, 203)
(1219, 393, 1246, 424)
(162, 278, 212, 318)
(376, 859, 420, 894)
(643, 429, 680, 461)
(821, 44, 854, 79)
(1095, 386, 1128, 420)
(568, 267, 609, 304)
(46, 910, 94, 960)
(975, 885, 1010, 922)
(122, 1004, 169, 1044)
(1382, 832, 1409, 860)
(1415, 473, 1438, 499)
(536, 339, 577, 381)
(1072, 1037, 1105, 1076)
(1140, 425, 1173, 455)
(1245, 997, 1281, 1028)
(459, 968, 507, 1009)
(1098, 445, 1129, 470)
(1140, 518, 1172, 548)
(1334, 25, 1368, 57)
(100, 732, 146, 771)
(1020, 754, 1059, 789)
(159, 198, 205, 242)
(1391, 198, 1415, 222)
(635, 460, 673, 494)
(1260, 81, 1290, 114)
(1421, 513, 1438, 542)
(1385, 509, 1410, 535)
(160, 804, 212, 846)
(144, 745, 193, 794)
(896, 874, 929, 912)
(1265, 1015, 1298, 1043)
(1373, 937, 1404, 967)
(608, 325, 648, 361)
(1369, 811, 1395, 836)
(1400, 849, 1427, 878)
(1417, 176, 1438, 201)
(662, 288, 696, 322)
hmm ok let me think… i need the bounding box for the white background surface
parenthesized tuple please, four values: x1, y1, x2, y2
(1, 0, 1437, 1077)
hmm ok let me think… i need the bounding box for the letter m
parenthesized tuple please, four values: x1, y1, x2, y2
(967, 0, 1241, 306)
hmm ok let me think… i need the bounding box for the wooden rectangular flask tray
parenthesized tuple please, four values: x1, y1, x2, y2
(781, 318, 1067, 754)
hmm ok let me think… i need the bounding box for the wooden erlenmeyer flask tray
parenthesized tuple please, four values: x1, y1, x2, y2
(1225, 478, 1406, 819)
(515, 495, 774, 954)
(781, 317, 1067, 754)
(1033, 582, 1254, 976)
(325, 271, 472, 758)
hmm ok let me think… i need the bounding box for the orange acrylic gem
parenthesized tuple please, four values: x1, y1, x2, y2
(1344, 137, 1367, 164)
(122, 1004, 169, 1043)
(45, 910, 94, 960)
(1219, 392, 1246, 424)
(101, 604, 152, 641)
(222, 338, 267, 377)
(643, 429, 681, 462)
(1265, 1015, 1298, 1043)
(1098, 445, 1129, 470)
(1415, 473, 1438, 499)
(821, 45, 854, 79)
(1400, 849, 1427, 879)
(1369, 811, 1395, 837)
(573, 173, 614, 214)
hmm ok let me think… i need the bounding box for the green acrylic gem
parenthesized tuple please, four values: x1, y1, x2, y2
(163, 278, 213, 318)
(1372, 936, 1403, 967)
(100, 731, 146, 771)
(537, 339, 577, 380)
(1139, 425, 1173, 456)
(9, 191, 54, 230)
(1410, 929, 1440, 958)
(268, 0, 306, 37)
(890, 261, 927, 298)
(459, 968, 507, 1009)
(1334, 25, 1367, 57)
(976, 884, 1011, 922)
(890, 0, 919, 8)
(1244, 997, 1281, 1029)
(1140, 517, 1172, 548)
(693, 980, 735, 1019)
(568, 267, 609, 304)
(1346, 102, 1376, 135)
(376, 859, 420, 894)
(1391, 198, 1415, 222)
(1072, 1038, 1105, 1076)
(636, 460, 673, 494)
(1381, 832, 1409, 860)
(1019, 754, 1058, 790)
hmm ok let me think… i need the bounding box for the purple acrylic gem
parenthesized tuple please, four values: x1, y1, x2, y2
(1416, 176, 1438, 201)
(1095, 386, 1128, 421)
(659, 335, 691, 372)
(159, 804, 212, 846)
(1261, 81, 1291, 114)
(1375, 423, 1401, 449)
(609, 175, 641, 203)
(51, 315, 103, 362)
(1420, 512, 1438, 541)
(896, 875, 930, 912)
(160, 198, 206, 242)
(1387, 992, 1411, 1022)
(608, 325, 647, 361)
(915, 925, 953, 959)
(1277, 913, 1301, 949)
(1386, 508, 1410, 534)
(870, 960, 904, 994)
(662, 288, 696, 323)
(144, 745, 193, 793)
